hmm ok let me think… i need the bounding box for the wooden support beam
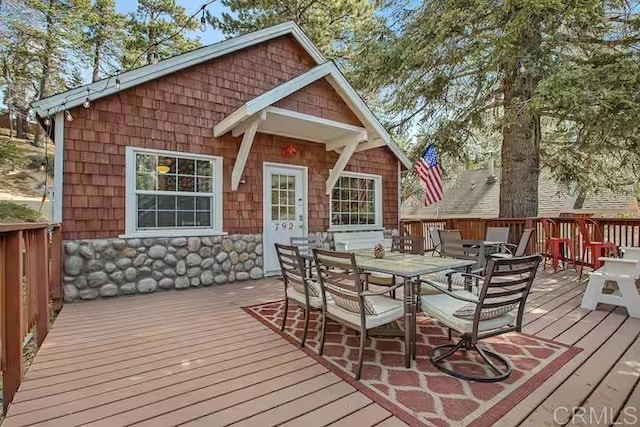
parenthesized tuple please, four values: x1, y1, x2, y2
(354, 138, 386, 152)
(231, 118, 260, 191)
(231, 110, 267, 137)
(326, 140, 360, 195)
(2, 230, 23, 413)
(325, 131, 367, 152)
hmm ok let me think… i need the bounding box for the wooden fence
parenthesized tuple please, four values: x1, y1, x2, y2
(400, 217, 640, 266)
(0, 223, 62, 412)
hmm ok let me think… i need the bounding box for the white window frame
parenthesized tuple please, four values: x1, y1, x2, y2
(122, 147, 224, 238)
(328, 171, 383, 231)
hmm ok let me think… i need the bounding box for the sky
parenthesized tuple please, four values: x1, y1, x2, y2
(115, 0, 229, 46)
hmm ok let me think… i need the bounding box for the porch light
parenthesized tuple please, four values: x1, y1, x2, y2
(65, 110, 73, 122)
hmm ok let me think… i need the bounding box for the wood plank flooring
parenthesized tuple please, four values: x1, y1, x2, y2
(3, 267, 639, 426)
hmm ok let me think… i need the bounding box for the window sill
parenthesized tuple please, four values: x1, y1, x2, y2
(119, 230, 229, 239)
(328, 227, 385, 233)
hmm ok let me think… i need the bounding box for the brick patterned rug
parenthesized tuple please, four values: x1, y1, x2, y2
(243, 300, 581, 427)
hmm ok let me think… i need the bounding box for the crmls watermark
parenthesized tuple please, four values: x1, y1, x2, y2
(553, 406, 638, 425)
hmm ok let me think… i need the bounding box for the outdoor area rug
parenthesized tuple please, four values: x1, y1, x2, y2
(243, 300, 582, 427)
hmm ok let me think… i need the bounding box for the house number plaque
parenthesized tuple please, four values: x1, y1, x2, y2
(274, 223, 294, 231)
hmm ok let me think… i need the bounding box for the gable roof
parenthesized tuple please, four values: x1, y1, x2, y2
(213, 62, 412, 168)
(401, 167, 638, 218)
(32, 22, 324, 117)
(32, 21, 410, 168)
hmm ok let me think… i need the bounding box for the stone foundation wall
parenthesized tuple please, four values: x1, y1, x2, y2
(62, 229, 399, 302)
(63, 234, 263, 302)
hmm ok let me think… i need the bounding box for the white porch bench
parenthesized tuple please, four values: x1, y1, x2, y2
(581, 248, 640, 318)
(333, 230, 392, 251)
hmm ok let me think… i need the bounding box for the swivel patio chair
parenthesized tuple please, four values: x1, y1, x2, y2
(577, 218, 619, 280)
(313, 248, 405, 380)
(275, 243, 323, 348)
(419, 254, 542, 382)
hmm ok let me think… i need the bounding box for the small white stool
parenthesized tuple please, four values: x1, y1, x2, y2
(581, 256, 640, 318)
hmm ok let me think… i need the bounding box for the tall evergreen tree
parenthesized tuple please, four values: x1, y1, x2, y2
(82, 0, 127, 81)
(123, 0, 201, 69)
(209, 0, 381, 62)
(353, 0, 640, 217)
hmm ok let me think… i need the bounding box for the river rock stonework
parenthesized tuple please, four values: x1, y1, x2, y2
(62, 234, 263, 302)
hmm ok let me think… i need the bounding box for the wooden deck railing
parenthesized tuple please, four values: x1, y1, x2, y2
(0, 223, 62, 412)
(400, 217, 640, 265)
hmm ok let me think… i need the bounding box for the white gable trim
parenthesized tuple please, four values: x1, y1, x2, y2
(213, 62, 334, 137)
(213, 62, 412, 169)
(32, 21, 324, 117)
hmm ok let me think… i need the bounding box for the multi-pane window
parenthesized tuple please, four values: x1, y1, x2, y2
(126, 148, 222, 234)
(270, 174, 296, 221)
(330, 173, 382, 229)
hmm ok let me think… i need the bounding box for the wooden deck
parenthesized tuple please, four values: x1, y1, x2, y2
(3, 268, 640, 426)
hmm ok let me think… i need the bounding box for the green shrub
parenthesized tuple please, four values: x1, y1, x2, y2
(0, 201, 44, 222)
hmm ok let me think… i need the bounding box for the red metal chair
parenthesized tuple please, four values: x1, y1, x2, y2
(576, 218, 619, 279)
(540, 218, 574, 272)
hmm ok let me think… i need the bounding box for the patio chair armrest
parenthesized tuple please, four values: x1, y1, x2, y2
(419, 279, 479, 304)
(503, 243, 517, 254)
(457, 272, 485, 281)
(361, 281, 404, 296)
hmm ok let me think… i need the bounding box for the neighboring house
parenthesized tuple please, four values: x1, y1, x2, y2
(33, 22, 410, 301)
(402, 167, 639, 219)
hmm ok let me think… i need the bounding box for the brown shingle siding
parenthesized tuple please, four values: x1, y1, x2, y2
(61, 35, 399, 239)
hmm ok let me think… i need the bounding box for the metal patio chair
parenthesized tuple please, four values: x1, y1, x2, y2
(428, 227, 442, 256)
(492, 228, 535, 259)
(275, 243, 323, 348)
(313, 248, 405, 380)
(419, 254, 542, 382)
(367, 235, 425, 299)
(290, 235, 323, 277)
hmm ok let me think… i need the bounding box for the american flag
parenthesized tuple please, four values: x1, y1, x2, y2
(415, 144, 443, 205)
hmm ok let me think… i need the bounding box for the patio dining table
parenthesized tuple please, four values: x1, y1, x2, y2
(306, 249, 476, 368)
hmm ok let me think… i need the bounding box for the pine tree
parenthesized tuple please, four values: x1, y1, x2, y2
(82, 0, 127, 82)
(352, 0, 640, 217)
(123, 0, 201, 69)
(209, 0, 381, 62)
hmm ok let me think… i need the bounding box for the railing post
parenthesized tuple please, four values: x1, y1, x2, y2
(35, 228, 50, 346)
(50, 225, 63, 310)
(2, 230, 24, 413)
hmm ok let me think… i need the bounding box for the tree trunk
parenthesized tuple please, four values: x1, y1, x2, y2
(15, 110, 27, 139)
(146, 15, 156, 64)
(7, 104, 14, 138)
(92, 41, 101, 82)
(34, 0, 55, 146)
(499, 70, 540, 218)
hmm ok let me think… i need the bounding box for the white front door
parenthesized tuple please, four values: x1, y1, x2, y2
(263, 163, 307, 275)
